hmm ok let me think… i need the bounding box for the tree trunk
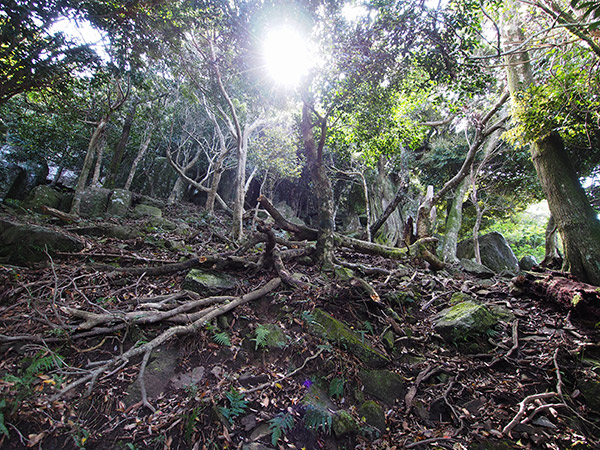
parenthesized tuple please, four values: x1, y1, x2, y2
(542, 215, 562, 268)
(503, 8, 600, 285)
(531, 134, 600, 284)
(71, 116, 108, 215)
(105, 102, 136, 188)
(168, 176, 186, 205)
(440, 177, 469, 263)
(124, 127, 154, 191)
(301, 101, 335, 269)
(90, 133, 105, 186)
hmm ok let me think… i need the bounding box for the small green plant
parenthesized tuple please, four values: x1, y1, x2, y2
(0, 400, 9, 437)
(212, 331, 231, 347)
(72, 427, 89, 449)
(219, 388, 248, 424)
(304, 405, 331, 434)
(184, 384, 199, 398)
(3, 351, 64, 397)
(329, 377, 344, 399)
(252, 325, 270, 350)
(184, 406, 202, 443)
(269, 412, 295, 445)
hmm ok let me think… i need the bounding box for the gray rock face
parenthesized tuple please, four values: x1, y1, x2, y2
(78, 187, 111, 218)
(1, 160, 49, 201)
(0, 219, 84, 264)
(519, 255, 538, 271)
(183, 269, 237, 294)
(459, 258, 495, 278)
(457, 232, 519, 273)
(107, 189, 132, 217)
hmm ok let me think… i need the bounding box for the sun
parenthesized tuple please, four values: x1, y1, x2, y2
(263, 26, 313, 87)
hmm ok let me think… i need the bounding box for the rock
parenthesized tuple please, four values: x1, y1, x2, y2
(578, 380, 600, 413)
(107, 189, 132, 217)
(359, 370, 406, 405)
(274, 201, 306, 226)
(309, 309, 390, 368)
(70, 224, 138, 240)
(519, 255, 538, 271)
(1, 159, 48, 200)
(459, 258, 495, 278)
(433, 300, 499, 348)
(0, 162, 25, 200)
(358, 400, 385, 433)
(145, 216, 177, 231)
(170, 366, 205, 390)
(255, 323, 289, 349)
(332, 410, 359, 437)
(133, 204, 163, 218)
(25, 185, 63, 212)
(449, 292, 472, 305)
(78, 187, 111, 218)
(457, 232, 519, 273)
(0, 219, 84, 264)
(124, 344, 178, 407)
(381, 330, 395, 351)
(183, 269, 237, 294)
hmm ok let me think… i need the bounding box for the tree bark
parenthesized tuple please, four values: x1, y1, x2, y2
(503, 7, 600, 285)
(124, 125, 154, 191)
(542, 215, 562, 268)
(71, 116, 108, 215)
(440, 177, 469, 263)
(301, 101, 335, 269)
(105, 101, 137, 188)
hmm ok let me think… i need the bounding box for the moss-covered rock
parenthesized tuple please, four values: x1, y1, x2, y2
(449, 292, 472, 305)
(433, 300, 498, 348)
(107, 189, 132, 217)
(334, 266, 355, 281)
(359, 369, 406, 405)
(332, 410, 359, 437)
(358, 400, 385, 433)
(79, 187, 111, 218)
(183, 269, 237, 294)
(25, 185, 62, 212)
(381, 330, 395, 351)
(133, 204, 162, 218)
(255, 323, 289, 349)
(309, 309, 390, 368)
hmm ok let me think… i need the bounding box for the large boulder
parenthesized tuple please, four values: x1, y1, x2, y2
(519, 255, 538, 271)
(309, 309, 390, 367)
(0, 219, 84, 264)
(25, 185, 63, 212)
(107, 189, 132, 217)
(457, 232, 519, 273)
(1, 159, 49, 201)
(78, 187, 111, 218)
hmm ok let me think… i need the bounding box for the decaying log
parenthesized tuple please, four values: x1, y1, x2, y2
(513, 271, 600, 320)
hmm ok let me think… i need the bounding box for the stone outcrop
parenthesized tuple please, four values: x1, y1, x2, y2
(0, 219, 84, 264)
(309, 309, 389, 367)
(457, 232, 519, 273)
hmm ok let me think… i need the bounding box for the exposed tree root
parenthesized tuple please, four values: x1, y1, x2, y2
(52, 278, 281, 403)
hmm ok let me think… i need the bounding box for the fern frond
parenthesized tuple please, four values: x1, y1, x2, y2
(213, 331, 231, 347)
(269, 412, 295, 445)
(252, 325, 270, 350)
(329, 377, 344, 399)
(304, 405, 331, 434)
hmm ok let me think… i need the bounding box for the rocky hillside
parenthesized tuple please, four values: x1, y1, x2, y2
(0, 198, 599, 450)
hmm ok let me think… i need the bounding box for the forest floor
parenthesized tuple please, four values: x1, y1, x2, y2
(0, 201, 599, 450)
